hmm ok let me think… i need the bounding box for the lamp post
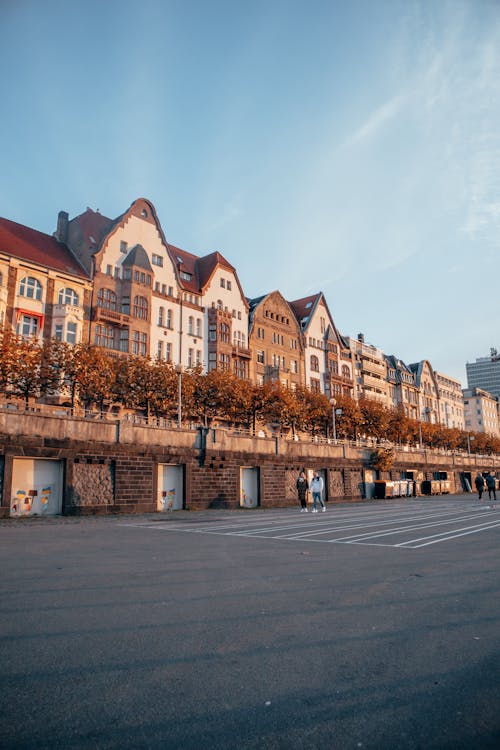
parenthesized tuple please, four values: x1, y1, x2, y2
(329, 398, 337, 441)
(467, 433, 474, 455)
(329, 398, 343, 442)
(175, 364, 183, 429)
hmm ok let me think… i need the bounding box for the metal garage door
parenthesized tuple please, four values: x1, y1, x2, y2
(240, 467, 260, 508)
(158, 464, 184, 511)
(10, 458, 63, 517)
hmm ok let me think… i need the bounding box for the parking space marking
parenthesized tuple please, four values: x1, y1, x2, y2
(121, 502, 500, 548)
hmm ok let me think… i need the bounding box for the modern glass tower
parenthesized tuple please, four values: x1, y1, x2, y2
(466, 348, 500, 399)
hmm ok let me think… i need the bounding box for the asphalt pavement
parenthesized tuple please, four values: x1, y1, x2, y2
(1, 495, 499, 749)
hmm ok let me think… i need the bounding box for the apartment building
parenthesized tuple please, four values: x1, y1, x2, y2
(385, 355, 419, 419)
(345, 334, 390, 404)
(57, 198, 249, 376)
(462, 387, 500, 436)
(408, 360, 440, 423)
(434, 370, 465, 430)
(290, 293, 354, 398)
(247, 291, 304, 389)
(0, 216, 91, 345)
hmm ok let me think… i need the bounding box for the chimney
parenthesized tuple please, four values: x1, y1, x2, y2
(55, 210, 69, 243)
(357, 332, 365, 343)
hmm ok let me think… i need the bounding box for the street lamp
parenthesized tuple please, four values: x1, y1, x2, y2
(175, 364, 183, 429)
(329, 398, 343, 442)
(467, 433, 474, 455)
(329, 398, 337, 441)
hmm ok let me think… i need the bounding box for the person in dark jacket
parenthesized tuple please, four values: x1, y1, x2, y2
(296, 470, 309, 512)
(485, 473, 496, 502)
(474, 473, 485, 499)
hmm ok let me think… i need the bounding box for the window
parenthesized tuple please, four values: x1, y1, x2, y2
(123, 268, 131, 281)
(134, 270, 139, 282)
(58, 288, 79, 306)
(166, 342, 172, 362)
(119, 330, 129, 352)
(257, 350, 265, 364)
(168, 286, 173, 297)
(133, 296, 148, 320)
(237, 311, 241, 320)
(121, 296, 130, 315)
(120, 241, 128, 254)
(188, 316, 194, 335)
(220, 278, 225, 288)
(106, 265, 112, 276)
(180, 271, 191, 281)
(158, 307, 164, 326)
(220, 323, 230, 343)
(341, 364, 350, 379)
(320, 317, 326, 333)
(196, 350, 202, 366)
(19, 276, 42, 300)
(188, 348, 194, 367)
(132, 331, 147, 355)
(258, 327, 265, 339)
(95, 324, 114, 348)
(209, 324, 216, 341)
(152, 254, 163, 267)
(157, 341, 163, 360)
(97, 288, 117, 310)
(66, 322, 77, 345)
(291, 360, 298, 374)
(310, 378, 321, 393)
(227, 280, 232, 291)
(196, 318, 201, 337)
(310, 355, 319, 372)
(55, 324, 63, 341)
(166, 309, 173, 329)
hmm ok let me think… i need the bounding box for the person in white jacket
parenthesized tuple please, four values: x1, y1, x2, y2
(310, 471, 325, 513)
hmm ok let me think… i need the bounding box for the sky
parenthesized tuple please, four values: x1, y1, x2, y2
(1, 0, 499, 385)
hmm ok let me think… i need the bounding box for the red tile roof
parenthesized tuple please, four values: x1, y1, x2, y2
(0, 217, 89, 278)
(289, 294, 319, 323)
(73, 208, 115, 248)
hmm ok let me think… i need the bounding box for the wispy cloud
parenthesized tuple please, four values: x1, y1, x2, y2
(341, 93, 408, 149)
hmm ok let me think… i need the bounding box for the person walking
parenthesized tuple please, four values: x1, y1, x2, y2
(474, 473, 485, 500)
(296, 470, 309, 512)
(310, 471, 325, 513)
(485, 472, 496, 502)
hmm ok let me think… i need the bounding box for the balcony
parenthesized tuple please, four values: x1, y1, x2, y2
(94, 307, 130, 326)
(361, 359, 386, 377)
(232, 344, 251, 359)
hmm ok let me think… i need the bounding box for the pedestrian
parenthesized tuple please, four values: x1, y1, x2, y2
(474, 473, 485, 500)
(296, 470, 309, 513)
(485, 472, 496, 502)
(310, 471, 326, 513)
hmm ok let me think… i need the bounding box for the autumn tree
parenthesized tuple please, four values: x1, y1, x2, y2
(359, 398, 390, 440)
(60, 343, 117, 413)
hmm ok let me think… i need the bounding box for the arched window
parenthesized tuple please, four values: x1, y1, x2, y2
(188, 316, 194, 335)
(217, 299, 223, 310)
(19, 276, 42, 300)
(310, 355, 319, 372)
(133, 296, 148, 320)
(341, 364, 350, 379)
(97, 288, 117, 310)
(158, 307, 164, 326)
(58, 287, 79, 306)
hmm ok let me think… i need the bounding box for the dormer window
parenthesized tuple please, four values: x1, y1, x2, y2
(180, 271, 192, 281)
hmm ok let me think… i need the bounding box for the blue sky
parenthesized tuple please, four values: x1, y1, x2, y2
(1, 0, 499, 384)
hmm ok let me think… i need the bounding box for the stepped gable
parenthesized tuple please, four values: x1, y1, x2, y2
(0, 216, 88, 278)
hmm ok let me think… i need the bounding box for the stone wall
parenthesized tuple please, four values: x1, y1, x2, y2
(0, 411, 499, 517)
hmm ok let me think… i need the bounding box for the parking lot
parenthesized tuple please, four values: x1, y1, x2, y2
(1, 496, 500, 749)
(122, 497, 500, 549)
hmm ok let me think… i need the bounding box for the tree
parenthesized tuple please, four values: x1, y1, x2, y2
(359, 398, 390, 440)
(7, 335, 44, 408)
(60, 343, 117, 413)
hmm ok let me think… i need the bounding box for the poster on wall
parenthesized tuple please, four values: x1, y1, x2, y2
(10, 485, 54, 516)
